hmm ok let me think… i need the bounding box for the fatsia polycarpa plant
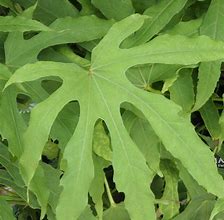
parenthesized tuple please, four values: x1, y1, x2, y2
(4, 13, 224, 219)
(1, 0, 224, 220)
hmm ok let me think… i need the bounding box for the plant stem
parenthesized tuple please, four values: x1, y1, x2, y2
(104, 177, 116, 208)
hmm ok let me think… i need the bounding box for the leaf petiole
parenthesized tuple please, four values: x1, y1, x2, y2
(104, 176, 116, 208)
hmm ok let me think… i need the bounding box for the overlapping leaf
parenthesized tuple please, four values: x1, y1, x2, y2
(5, 15, 113, 68)
(0, 15, 50, 32)
(123, 0, 188, 47)
(193, 0, 224, 111)
(91, 0, 134, 20)
(0, 197, 16, 220)
(5, 14, 224, 220)
(33, 0, 79, 25)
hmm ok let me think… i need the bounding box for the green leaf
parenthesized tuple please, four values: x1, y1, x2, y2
(210, 198, 224, 220)
(123, 0, 188, 47)
(78, 206, 97, 220)
(42, 163, 62, 213)
(77, 0, 98, 15)
(159, 160, 180, 220)
(33, 0, 79, 25)
(0, 84, 26, 158)
(199, 98, 221, 139)
(0, 15, 51, 32)
(0, 63, 11, 80)
(50, 102, 79, 150)
(0, 143, 24, 186)
(173, 194, 215, 220)
(103, 204, 130, 220)
(193, 0, 224, 111)
(169, 68, 194, 113)
(5, 15, 113, 68)
(12, 0, 35, 9)
(91, 0, 134, 20)
(0, 0, 13, 9)
(89, 154, 109, 218)
(28, 162, 61, 218)
(0, 197, 16, 220)
(178, 163, 207, 199)
(126, 63, 181, 92)
(93, 121, 112, 161)
(162, 18, 202, 36)
(42, 139, 59, 160)
(123, 110, 160, 173)
(5, 14, 224, 219)
(29, 163, 50, 219)
(0, 169, 39, 208)
(220, 106, 224, 141)
(131, 0, 156, 13)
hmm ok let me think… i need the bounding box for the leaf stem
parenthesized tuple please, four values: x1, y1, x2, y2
(104, 177, 116, 207)
(144, 84, 162, 94)
(212, 97, 223, 102)
(55, 45, 90, 68)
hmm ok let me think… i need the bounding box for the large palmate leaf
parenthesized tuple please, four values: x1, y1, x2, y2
(5, 14, 224, 220)
(193, 0, 224, 111)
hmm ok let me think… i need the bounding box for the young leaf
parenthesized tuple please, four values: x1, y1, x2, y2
(0, 16, 51, 32)
(5, 14, 224, 220)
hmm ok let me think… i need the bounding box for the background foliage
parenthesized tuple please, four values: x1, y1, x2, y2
(0, 0, 224, 219)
